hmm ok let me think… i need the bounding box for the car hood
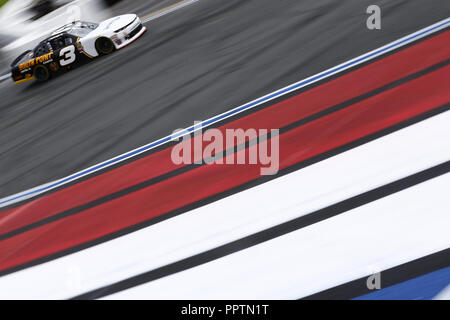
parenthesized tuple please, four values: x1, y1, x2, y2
(98, 14, 137, 32)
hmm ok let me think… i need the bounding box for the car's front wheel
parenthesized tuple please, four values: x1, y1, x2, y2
(95, 37, 115, 55)
(33, 65, 50, 82)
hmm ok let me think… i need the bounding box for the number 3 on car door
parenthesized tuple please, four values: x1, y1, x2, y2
(60, 45, 76, 66)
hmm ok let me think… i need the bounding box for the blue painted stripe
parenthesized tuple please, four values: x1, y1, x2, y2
(354, 266, 450, 300)
(0, 18, 448, 207)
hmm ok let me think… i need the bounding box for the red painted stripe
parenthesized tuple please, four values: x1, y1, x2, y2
(0, 65, 448, 273)
(0, 31, 449, 236)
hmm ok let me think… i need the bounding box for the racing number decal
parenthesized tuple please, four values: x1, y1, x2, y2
(60, 45, 76, 66)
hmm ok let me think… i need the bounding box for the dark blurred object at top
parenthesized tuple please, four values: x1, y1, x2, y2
(29, 0, 122, 21)
(29, 0, 64, 21)
(103, 0, 123, 5)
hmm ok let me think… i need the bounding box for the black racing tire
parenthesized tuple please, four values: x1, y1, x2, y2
(95, 37, 115, 55)
(33, 64, 50, 82)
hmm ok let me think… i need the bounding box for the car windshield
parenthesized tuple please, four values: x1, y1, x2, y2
(70, 21, 99, 37)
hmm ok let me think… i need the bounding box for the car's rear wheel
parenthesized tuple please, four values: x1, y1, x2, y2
(95, 37, 115, 55)
(33, 65, 50, 82)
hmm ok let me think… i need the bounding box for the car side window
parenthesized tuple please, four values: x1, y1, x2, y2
(50, 37, 66, 51)
(34, 42, 51, 57)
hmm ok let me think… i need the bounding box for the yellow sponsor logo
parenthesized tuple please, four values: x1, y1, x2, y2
(36, 52, 52, 64)
(19, 59, 35, 71)
(19, 52, 53, 71)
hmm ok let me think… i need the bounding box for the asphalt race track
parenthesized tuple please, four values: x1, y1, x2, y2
(0, 0, 448, 198)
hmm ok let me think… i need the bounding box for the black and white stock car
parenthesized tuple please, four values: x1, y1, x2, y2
(10, 14, 146, 83)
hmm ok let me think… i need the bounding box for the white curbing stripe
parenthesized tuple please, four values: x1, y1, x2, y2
(0, 74, 9, 82)
(0, 18, 448, 208)
(105, 173, 450, 299)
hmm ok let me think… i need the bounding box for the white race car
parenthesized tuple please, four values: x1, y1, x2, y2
(72, 13, 147, 57)
(11, 14, 146, 83)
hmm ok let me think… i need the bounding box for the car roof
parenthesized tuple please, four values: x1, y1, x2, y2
(34, 32, 70, 48)
(50, 21, 98, 37)
(33, 21, 97, 51)
(47, 32, 69, 40)
(51, 22, 79, 36)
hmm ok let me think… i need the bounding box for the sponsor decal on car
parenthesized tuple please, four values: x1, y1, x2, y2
(111, 34, 122, 45)
(18, 52, 53, 71)
(18, 60, 35, 71)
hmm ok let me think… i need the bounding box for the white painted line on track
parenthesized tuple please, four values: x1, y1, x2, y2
(141, 0, 201, 23)
(0, 17, 448, 208)
(0, 74, 9, 82)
